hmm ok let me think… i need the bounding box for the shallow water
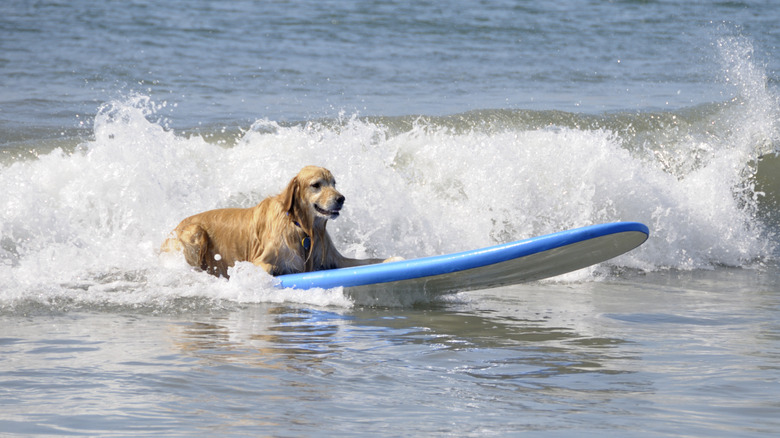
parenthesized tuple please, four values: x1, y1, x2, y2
(2, 267, 779, 436)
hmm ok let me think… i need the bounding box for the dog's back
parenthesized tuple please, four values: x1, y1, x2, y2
(162, 207, 259, 277)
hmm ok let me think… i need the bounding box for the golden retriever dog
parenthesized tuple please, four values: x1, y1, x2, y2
(161, 166, 399, 278)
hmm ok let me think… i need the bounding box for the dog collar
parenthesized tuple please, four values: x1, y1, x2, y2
(287, 212, 311, 251)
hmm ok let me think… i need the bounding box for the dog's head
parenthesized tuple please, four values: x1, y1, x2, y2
(282, 166, 345, 231)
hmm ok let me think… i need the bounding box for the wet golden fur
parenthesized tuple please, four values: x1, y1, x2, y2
(161, 166, 397, 278)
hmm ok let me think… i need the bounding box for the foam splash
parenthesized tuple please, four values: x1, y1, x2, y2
(1, 36, 778, 311)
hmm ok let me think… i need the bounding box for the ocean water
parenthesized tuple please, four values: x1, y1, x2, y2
(2, 0, 780, 436)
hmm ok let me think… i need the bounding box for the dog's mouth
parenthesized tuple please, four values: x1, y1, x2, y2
(314, 204, 341, 218)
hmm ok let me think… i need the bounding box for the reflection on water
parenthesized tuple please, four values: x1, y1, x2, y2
(161, 299, 661, 435)
(154, 270, 780, 436)
(171, 299, 644, 395)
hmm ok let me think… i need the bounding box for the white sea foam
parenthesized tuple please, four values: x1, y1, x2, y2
(1, 36, 778, 310)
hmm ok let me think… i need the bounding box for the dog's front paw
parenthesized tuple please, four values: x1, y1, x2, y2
(382, 256, 405, 263)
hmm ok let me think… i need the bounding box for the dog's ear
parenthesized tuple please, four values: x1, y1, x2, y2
(281, 176, 298, 214)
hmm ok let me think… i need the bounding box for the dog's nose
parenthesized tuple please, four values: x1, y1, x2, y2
(336, 195, 345, 207)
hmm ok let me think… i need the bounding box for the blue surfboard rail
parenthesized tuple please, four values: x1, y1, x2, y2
(276, 222, 649, 291)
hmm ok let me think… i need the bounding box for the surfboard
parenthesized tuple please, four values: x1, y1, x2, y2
(276, 221, 649, 294)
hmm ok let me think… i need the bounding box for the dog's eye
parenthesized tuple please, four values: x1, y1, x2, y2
(311, 182, 321, 189)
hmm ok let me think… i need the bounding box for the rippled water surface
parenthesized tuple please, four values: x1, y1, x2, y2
(2, 268, 779, 436)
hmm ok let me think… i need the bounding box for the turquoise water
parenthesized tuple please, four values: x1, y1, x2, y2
(1, 0, 780, 436)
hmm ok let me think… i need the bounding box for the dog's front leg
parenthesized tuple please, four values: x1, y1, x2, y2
(252, 258, 277, 276)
